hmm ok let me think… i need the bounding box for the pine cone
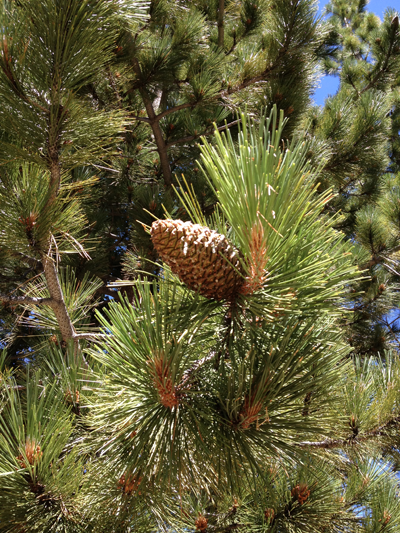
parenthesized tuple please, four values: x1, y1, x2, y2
(195, 515, 208, 531)
(151, 219, 244, 300)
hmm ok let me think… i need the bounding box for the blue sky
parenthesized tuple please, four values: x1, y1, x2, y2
(314, 0, 400, 106)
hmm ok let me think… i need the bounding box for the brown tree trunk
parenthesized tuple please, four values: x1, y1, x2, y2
(132, 58, 173, 187)
(41, 254, 75, 341)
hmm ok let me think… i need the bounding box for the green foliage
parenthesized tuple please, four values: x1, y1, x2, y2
(0, 371, 85, 531)
(196, 108, 359, 316)
(0, 0, 400, 531)
(0, 165, 90, 256)
(0, 0, 127, 167)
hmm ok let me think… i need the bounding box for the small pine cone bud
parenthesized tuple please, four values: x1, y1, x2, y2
(195, 515, 208, 531)
(264, 508, 275, 522)
(291, 483, 310, 505)
(231, 498, 239, 513)
(65, 389, 80, 404)
(49, 334, 58, 346)
(382, 510, 391, 525)
(238, 395, 263, 429)
(150, 355, 179, 409)
(348, 415, 357, 428)
(151, 220, 244, 300)
(118, 472, 143, 495)
(17, 439, 43, 468)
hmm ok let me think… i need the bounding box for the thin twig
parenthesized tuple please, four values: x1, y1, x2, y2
(166, 120, 240, 148)
(177, 352, 217, 391)
(72, 333, 110, 341)
(298, 415, 400, 449)
(155, 103, 195, 121)
(131, 114, 151, 123)
(0, 294, 56, 308)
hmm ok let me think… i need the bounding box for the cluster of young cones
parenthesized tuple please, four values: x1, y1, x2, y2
(291, 483, 310, 505)
(148, 354, 179, 409)
(117, 472, 143, 495)
(16, 439, 43, 469)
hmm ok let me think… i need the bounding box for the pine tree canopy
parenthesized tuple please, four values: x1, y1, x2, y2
(1, 0, 400, 531)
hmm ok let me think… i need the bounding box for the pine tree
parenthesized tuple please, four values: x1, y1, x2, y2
(0, 1, 400, 532)
(307, 0, 400, 356)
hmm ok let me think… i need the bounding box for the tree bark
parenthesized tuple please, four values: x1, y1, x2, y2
(132, 58, 173, 187)
(41, 254, 75, 341)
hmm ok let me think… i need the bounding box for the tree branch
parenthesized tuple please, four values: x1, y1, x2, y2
(39, 81, 77, 343)
(155, 103, 195, 122)
(8, 251, 42, 270)
(298, 415, 400, 449)
(0, 44, 49, 115)
(177, 352, 217, 391)
(72, 333, 109, 340)
(0, 294, 56, 308)
(128, 11, 300, 187)
(132, 58, 173, 187)
(358, 244, 400, 271)
(131, 114, 151, 123)
(41, 254, 75, 342)
(166, 120, 240, 147)
(149, 17, 297, 124)
(360, 17, 398, 95)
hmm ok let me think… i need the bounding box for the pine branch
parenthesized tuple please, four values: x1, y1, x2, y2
(177, 351, 217, 390)
(8, 251, 42, 270)
(360, 15, 399, 95)
(152, 70, 273, 129)
(0, 287, 108, 343)
(72, 333, 109, 340)
(166, 120, 240, 147)
(41, 254, 76, 341)
(128, 4, 308, 191)
(0, 274, 28, 284)
(132, 58, 173, 187)
(155, 103, 195, 121)
(220, 7, 299, 98)
(349, 291, 385, 315)
(45, 143, 61, 209)
(298, 415, 400, 449)
(226, 31, 237, 56)
(0, 42, 49, 115)
(0, 293, 56, 308)
(359, 243, 400, 270)
(381, 317, 400, 350)
(130, 114, 151, 123)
